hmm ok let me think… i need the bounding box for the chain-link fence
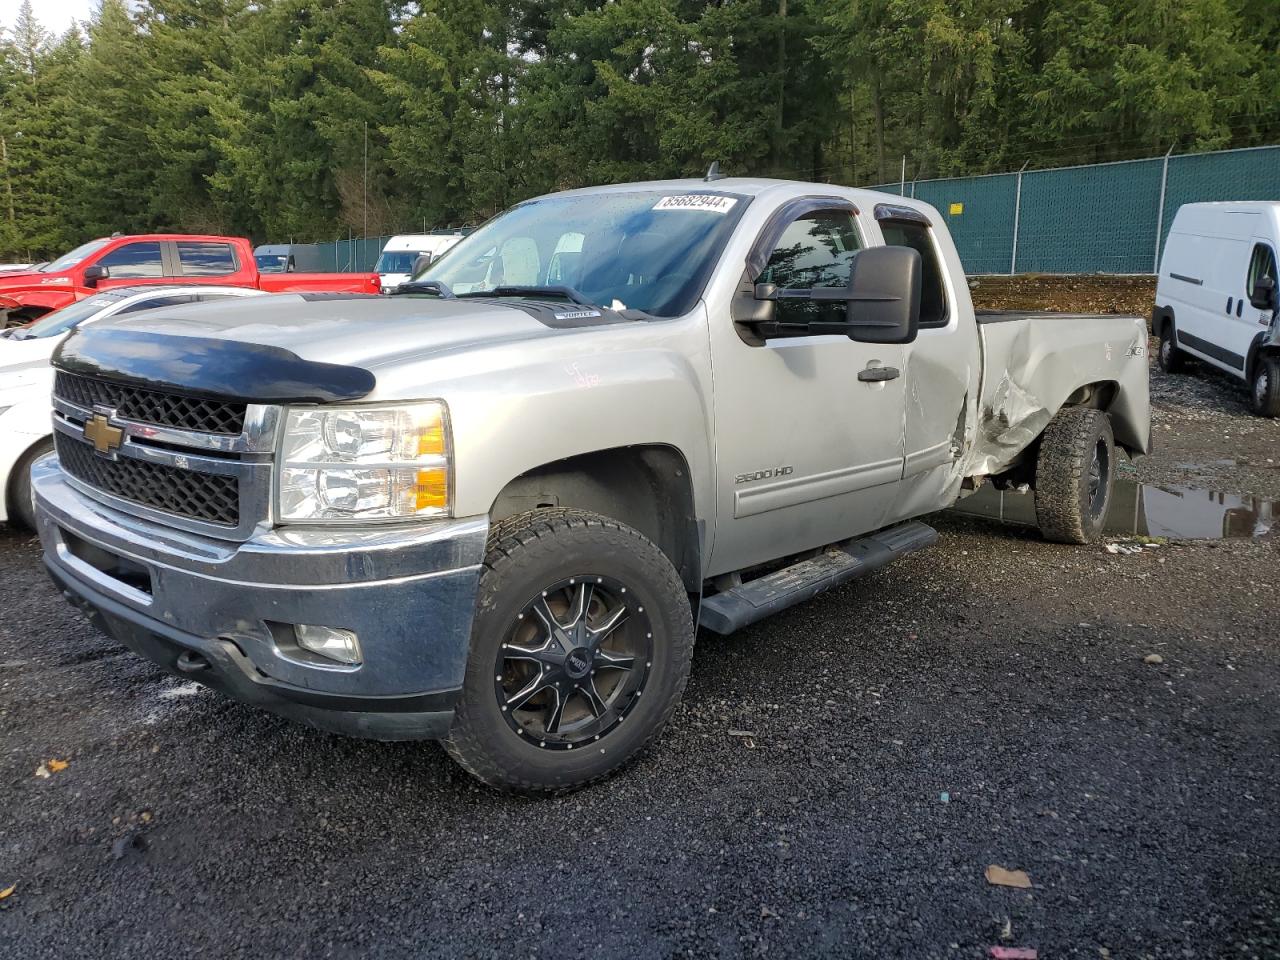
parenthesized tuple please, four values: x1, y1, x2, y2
(296, 144, 1279, 277)
(868, 144, 1280, 275)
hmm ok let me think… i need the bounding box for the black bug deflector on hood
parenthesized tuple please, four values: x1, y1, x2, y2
(54, 326, 376, 404)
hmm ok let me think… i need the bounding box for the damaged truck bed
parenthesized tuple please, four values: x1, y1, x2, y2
(968, 310, 1149, 478)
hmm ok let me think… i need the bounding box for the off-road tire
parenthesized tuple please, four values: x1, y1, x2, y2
(1249, 355, 1280, 418)
(1034, 407, 1115, 545)
(1157, 323, 1186, 374)
(6, 438, 53, 531)
(443, 509, 694, 794)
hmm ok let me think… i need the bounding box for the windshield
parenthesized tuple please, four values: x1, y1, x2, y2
(376, 251, 425, 275)
(415, 190, 749, 317)
(43, 239, 110, 273)
(255, 254, 289, 273)
(10, 292, 127, 339)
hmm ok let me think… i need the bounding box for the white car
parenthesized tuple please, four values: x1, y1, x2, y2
(1, 285, 264, 529)
(1153, 201, 1280, 416)
(374, 233, 465, 290)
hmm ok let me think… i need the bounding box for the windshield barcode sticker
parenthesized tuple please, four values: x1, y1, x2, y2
(652, 195, 738, 214)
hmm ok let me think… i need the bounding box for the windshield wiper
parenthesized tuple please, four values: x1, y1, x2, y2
(390, 279, 454, 298)
(460, 285, 600, 309)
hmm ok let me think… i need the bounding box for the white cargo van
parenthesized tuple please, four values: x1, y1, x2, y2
(1153, 201, 1280, 416)
(375, 233, 465, 290)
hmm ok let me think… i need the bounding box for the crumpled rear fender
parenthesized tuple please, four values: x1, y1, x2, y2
(964, 314, 1152, 477)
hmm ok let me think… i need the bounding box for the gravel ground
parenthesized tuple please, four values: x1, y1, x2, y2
(1, 353, 1277, 959)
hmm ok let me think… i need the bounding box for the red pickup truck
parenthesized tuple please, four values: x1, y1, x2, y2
(0, 234, 380, 325)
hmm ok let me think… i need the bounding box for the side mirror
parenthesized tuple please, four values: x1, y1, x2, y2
(839, 245, 922, 344)
(82, 264, 109, 288)
(1250, 275, 1277, 311)
(412, 254, 434, 277)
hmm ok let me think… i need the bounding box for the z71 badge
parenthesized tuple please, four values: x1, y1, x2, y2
(735, 466, 794, 484)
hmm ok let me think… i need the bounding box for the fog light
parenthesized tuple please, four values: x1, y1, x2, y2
(295, 624, 362, 665)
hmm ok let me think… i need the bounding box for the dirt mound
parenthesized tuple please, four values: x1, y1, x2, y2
(969, 274, 1156, 315)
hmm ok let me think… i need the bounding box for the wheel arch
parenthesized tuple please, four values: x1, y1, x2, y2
(488, 444, 702, 597)
(1151, 304, 1174, 341)
(3, 435, 54, 527)
(1245, 331, 1277, 382)
(2, 305, 53, 330)
(1055, 378, 1150, 455)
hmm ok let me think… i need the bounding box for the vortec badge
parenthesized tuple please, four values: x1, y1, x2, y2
(83, 414, 124, 455)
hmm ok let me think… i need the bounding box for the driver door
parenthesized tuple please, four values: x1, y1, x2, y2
(707, 203, 907, 576)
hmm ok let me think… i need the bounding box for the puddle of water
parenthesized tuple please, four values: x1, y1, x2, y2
(950, 477, 1274, 540)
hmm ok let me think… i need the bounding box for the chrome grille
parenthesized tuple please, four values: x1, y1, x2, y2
(54, 432, 241, 527)
(54, 372, 246, 436)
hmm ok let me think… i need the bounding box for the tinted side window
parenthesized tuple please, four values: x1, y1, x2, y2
(97, 242, 165, 278)
(880, 221, 948, 328)
(1248, 243, 1277, 291)
(117, 294, 197, 314)
(177, 242, 238, 276)
(759, 211, 861, 325)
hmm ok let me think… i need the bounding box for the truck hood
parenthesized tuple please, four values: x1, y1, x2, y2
(52, 293, 632, 403)
(0, 271, 69, 292)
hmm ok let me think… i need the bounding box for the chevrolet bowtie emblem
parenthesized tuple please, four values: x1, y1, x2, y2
(83, 414, 124, 455)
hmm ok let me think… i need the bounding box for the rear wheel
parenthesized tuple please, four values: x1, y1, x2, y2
(1157, 322, 1186, 373)
(1034, 407, 1115, 544)
(1251, 355, 1280, 418)
(444, 509, 694, 794)
(7, 438, 54, 531)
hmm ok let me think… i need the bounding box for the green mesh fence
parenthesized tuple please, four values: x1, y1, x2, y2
(865, 145, 1280, 275)
(297, 146, 1279, 277)
(307, 236, 392, 273)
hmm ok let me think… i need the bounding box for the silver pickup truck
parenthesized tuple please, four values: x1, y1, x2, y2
(32, 178, 1150, 792)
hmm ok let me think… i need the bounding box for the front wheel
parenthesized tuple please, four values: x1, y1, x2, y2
(1250, 355, 1280, 418)
(1034, 407, 1116, 544)
(1157, 323, 1186, 374)
(443, 509, 694, 794)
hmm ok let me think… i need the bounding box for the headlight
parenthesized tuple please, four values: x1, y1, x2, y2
(276, 401, 451, 522)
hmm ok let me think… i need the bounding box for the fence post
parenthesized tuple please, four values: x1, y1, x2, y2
(900, 156, 906, 196)
(1010, 160, 1029, 275)
(1154, 144, 1175, 274)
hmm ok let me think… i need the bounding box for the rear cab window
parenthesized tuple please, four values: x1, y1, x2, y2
(878, 220, 949, 328)
(177, 242, 239, 277)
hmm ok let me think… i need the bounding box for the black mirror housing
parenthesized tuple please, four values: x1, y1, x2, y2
(1250, 275, 1277, 311)
(82, 264, 108, 288)
(842, 245, 922, 344)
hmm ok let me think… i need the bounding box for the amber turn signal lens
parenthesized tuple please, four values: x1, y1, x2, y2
(416, 418, 446, 457)
(414, 467, 448, 511)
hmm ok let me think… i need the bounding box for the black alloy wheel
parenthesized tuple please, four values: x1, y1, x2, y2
(444, 509, 694, 794)
(495, 576, 652, 750)
(1086, 434, 1111, 523)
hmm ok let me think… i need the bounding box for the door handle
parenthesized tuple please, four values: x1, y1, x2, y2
(858, 365, 900, 382)
(1226, 296, 1234, 314)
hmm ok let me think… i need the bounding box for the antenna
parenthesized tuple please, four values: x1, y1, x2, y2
(704, 161, 726, 182)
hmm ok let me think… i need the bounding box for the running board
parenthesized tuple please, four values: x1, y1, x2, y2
(698, 521, 938, 635)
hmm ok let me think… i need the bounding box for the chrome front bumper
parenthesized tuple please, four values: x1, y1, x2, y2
(33, 456, 487, 740)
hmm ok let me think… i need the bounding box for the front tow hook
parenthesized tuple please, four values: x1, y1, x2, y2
(175, 651, 211, 674)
